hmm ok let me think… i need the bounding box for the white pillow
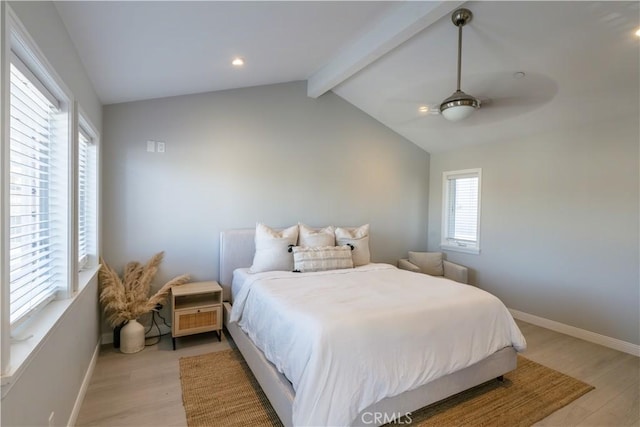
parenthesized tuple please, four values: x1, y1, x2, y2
(335, 224, 370, 267)
(249, 223, 299, 273)
(292, 245, 353, 273)
(298, 223, 336, 247)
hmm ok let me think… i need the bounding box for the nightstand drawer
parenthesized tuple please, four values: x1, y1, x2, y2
(173, 305, 221, 337)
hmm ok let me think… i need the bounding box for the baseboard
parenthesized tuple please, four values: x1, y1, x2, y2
(509, 308, 640, 357)
(101, 331, 113, 345)
(67, 340, 100, 427)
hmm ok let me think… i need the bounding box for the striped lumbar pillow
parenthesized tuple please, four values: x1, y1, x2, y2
(292, 245, 354, 273)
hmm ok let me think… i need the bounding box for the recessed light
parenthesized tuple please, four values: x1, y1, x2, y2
(513, 71, 526, 79)
(635, 28, 640, 37)
(232, 57, 244, 67)
(418, 105, 429, 113)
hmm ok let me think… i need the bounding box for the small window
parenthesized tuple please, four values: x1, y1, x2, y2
(441, 169, 481, 254)
(77, 122, 97, 271)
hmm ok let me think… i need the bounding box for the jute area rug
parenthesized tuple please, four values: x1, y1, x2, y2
(179, 349, 593, 427)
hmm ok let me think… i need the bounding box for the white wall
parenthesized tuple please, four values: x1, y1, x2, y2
(102, 81, 430, 327)
(428, 117, 639, 346)
(1, 278, 100, 427)
(10, 1, 101, 130)
(1, 2, 102, 426)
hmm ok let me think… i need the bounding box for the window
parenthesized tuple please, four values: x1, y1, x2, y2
(2, 4, 101, 381)
(77, 119, 98, 271)
(8, 58, 68, 326)
(442, 169, 481, 254)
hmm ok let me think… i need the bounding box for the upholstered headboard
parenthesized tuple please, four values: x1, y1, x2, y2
(219, 229, 256, 302)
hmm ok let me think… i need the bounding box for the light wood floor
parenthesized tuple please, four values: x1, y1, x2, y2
(76, 320, 639, 426)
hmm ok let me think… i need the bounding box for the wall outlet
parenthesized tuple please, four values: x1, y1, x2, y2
(48, 412, 55, 427)
(157, 141, 165, 153)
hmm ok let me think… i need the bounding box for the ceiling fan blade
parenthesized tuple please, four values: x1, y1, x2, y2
(472, 71, 558, 112)
(379, 100, 440, 124)
(479, 96, 546, 109)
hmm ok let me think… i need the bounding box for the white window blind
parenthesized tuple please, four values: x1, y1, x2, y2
(442, 169, 481, 254)
(77, 126, 95, 269)
(9, 60, 62, 325)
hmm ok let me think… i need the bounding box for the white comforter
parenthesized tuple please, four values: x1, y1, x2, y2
(230, 263, 526, 426)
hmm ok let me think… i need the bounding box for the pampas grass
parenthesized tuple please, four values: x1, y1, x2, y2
(99, 252, 190, 327)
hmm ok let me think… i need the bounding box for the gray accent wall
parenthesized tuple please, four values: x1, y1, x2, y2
(428, 118, 639, 345)
(2, 2, 102, 427)
(102, 81, 430, 317)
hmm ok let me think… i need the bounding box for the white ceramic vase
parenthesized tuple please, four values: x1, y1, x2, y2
(120, 319, 145, 353)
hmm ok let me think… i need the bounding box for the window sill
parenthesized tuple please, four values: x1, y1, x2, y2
(78, 265, 100, 293)
(1, 265, 100, 398)
(441, 244, 480, 255)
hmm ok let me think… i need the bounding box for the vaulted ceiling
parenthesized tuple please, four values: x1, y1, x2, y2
(55, 1, 640, 153)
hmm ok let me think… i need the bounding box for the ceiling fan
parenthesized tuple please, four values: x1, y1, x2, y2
(438, 8, 480, 122)
(382, 7, 557, 126)
(397, 8, 481, 122)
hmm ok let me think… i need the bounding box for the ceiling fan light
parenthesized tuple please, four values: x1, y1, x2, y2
(441, 104, 476, 122)
(439, 90, 480, 121)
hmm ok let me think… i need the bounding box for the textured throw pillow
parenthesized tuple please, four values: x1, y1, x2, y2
(408, 251, 444, 277)
(292, 245, 354, 273)
(335, 224, 370, 267)
(298, 223, 336, 247)
(249, 223, 299, 273)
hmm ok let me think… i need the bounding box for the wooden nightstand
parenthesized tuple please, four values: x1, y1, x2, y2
(171, 281, 223, 350)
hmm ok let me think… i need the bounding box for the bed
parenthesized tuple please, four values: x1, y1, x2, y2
(220, 228, 526, 426)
